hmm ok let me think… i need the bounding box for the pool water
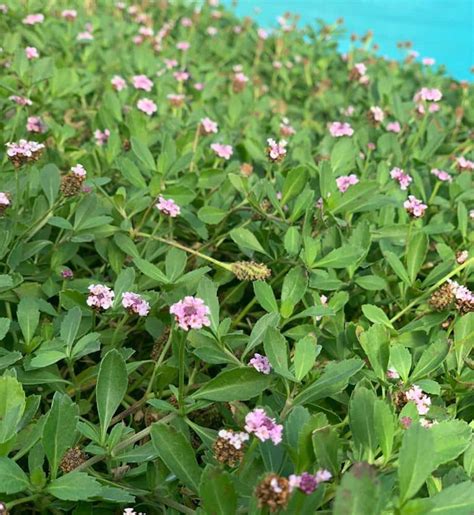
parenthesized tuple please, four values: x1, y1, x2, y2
(226, 0, 473, 80)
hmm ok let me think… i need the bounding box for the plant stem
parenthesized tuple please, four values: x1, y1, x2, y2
(178, 335, 186, 415)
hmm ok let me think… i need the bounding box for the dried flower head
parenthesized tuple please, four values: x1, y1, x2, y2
(5, 140, 45, 167)
(213, 429, 249, 466)
(429, 282, 455, 311)
(255, 474, 290, 512)
(59, 447, 87, 474)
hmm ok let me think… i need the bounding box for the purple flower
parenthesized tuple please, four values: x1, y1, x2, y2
(386, 121, 401, 133)
(249, 353, 272, 374)
(137, 98, 157, 116)
(122, 292, 150, 317)
(211, 143, 233, 160)
(61, 268, 74, 279)
(405, 385, 431, 415)
(155, 196, 180, 217)
(26, 116, 46, 133)
(404, 195, 427, 218)
(431, 168, 452, 182)
(329, 121, 354, 137)
(289, 469, 332, 494)
(390, 167, 412, 190)
(170, 296, 211, 331)
(87, 284, 115, 310)
(336, 174, 359, 193)
(244, 408, 283, 445)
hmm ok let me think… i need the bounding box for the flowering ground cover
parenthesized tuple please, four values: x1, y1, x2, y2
(0, 1, 473, 513)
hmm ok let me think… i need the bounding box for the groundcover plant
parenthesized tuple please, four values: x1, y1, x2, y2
(0, 0, 473, 513)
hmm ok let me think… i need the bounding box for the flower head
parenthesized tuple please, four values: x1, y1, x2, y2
(87, 284, 115, 310)
(5, 140, 45, 167)
(369, 106, 385, 123)
(71, 164, 87, 178)
(249, 353, 272, 374)
(211, 143, 233, 160)
(405, 385, 431, 415)
(386, 121, 401, 133)
(23, 13, 44, 25)
(62, 9, 77, 21)
(137, 98, 157, 116)
(10, 95, 32, 106)
(201, 117, 219, 134)
(266, 138, 287, 162)
(244, 408, 283, 445)
(155, 196, 180, 217)
(122, 292, 150, 316)
(456, 156, 474, 171)
(77, 31, 93, 41)
(111, 75, 127, 91)
(27, 116, 46, 133)
(170, 296, 211, 331)
(431, 168, 452, 182)
(336, 174, 359, 193)
(422, 57, 435, 66)
(404, 195, 427, 218)
(390, 167, 412, 190)
(176, 41, 190, 51)
(25, 46, 39, 59)
(280, 117, 296, 137)
(132, 74, 153, 91)
(94, 129, 110, 146)
(329, 121, 354, 137)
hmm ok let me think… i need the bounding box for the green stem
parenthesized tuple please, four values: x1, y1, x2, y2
(7, 495, 38, 510)
(178, 335, 186, 415)
(145, 329, 173, 397)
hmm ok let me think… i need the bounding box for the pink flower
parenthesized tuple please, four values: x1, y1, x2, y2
(244, 408, 283, 445)
(170, 296, 211, 331)
(367, 142, 376, 151)
(414, 87, 442, 102)
(430, 168, 452, 182)
(258, 28, 269, 39)
(139, 26, 154, 37)
(400, 416, 412, 429)
(234, 72, 249, 84)
(329, 121, 354, 137)
(26, 116, 46, 133)
(77, 31, 93, 41)
(422, 57, 435, 66)
(94, 129, 110, 146)
(280, 117, 296, 137)
(111, 75, 127, 91)
(211, 143, 233, 160)
(273, 60, 283, 69)
(217, 429, 249, 449)
(470, 210, 474, 220)
(87, 284, 115, 310)
(61, 268, 73, 279)
(137, 98, 157, 116)
(155, 195, 180, 217)
(181, 17, 193, 27)
(405, 385, 431, 415)
(10, 96, 32, 106)
(71, 164, 87, 178)
(201, 117, 218, 134)
(342, 105, 355, 117)
(370, 106, 385, 122)
(164, 58, 178, 69)
(267, 138, 287, 162)
(25, 47, 39, 60)
(249, 353, 272, 374)
(5, 139, 44, 157)
(122, 292, 150, 316)
(336, 174, 359, 193)
(456, 250, 468, 264)
(62, 9, 77, 21)
(207, 26, 218, 36)
(390, 167, 412, 190)
(409, 50, 420, 58)
(23, 13, 44, 25)
(289, 470, 332, 494)
(176, 41, 190, 51)
(386, 121, 401, 133)
(173, 70, 189, 82)
(456, 156, 474, 171)
(0, 192, 10, 206)
(404, 195, 427, 218)
(386, 368, 400, 379)
(132, 74, 153, 92)
(0, 4, 8, 13)
(194, 82, 205, 91)
(167, 93, 185, 107)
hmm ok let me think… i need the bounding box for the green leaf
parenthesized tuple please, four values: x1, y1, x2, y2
(401, 481, 474, 515)
(199, 466, 237, 515)
(0, 318, 10, 340)
(198, 206, 227, 225)
(355, 275, 387, 291)
(349, 387, 378, 461)
(131, 136, 155, 170)
(30, 350, 66, 368)
(113, 267, 136, 308)
(134, 257, 169, 284)
(244, 312, 280, 357)
(192, 367, 271, 401)
(294, 358, 364, 405)
(390, 345, 412, 382)
(362, 305, 393, 329)
(294, 335, 320, 381)
(430, 420, 472, 468)
(358, 324, 390, 380)
(374, 400, 395, 463)
(281, 166, 308, 204)
(406, 232, 428, 285)
(60, 307, 82, 351)
(410, 338, 449, 381)
(17, 296, 40, 344)
(283, 226, 302, 256)
(454, 312, 474, 374)
(96, 350, 128, 443)
(254, 281, 278, 313)
(331, 138, 356, 174)
(165, 248, 187, 281)
(398, 424, 436, 504)
(314, 245, 364, 269)
(151, 424, 202, 492)
(117, 157, 147, 188)
(280, 267, 308, 318)
(0, 457, 30, 494)
(263, 327, 293, 379)
(43, 392, 79, 479)
(197, 277, 220, 333)
(40, 164, 61, 207)
(331, 182, 379, 215)
(0, 375, 26, 443)
(333, 462, 382, 515)
(384, 251, 411, 285)
(230, 228, 268, 256)
(47, 472, 102, 501)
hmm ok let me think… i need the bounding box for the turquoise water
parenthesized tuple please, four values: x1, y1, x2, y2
(226, 0, 473, 80)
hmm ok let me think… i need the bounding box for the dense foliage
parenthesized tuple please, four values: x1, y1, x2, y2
(0, 0, 473, 513)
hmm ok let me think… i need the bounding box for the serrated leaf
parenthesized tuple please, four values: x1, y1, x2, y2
(0, 457, 30, 494)
(47, 472, 102, 501)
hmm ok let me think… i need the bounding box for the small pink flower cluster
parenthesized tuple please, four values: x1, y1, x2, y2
(405, 385, 431, 415)
(336, 174, 359, 193)
(386, 367, 400, 379)
(122, 292, 150, 316)
(386, 121, 401, 133)
(174, 70, 189, 82)
(61, 9, 77, 21)
(167, 93, 185, 107)
(155, 196, 180, 217)
(456, 156, 474, 171)
(329, 121, 354, 138)
(448, 280, 474, 304)
(77, 31, 94, 41)
(132, 74, 153, 92)
(176, 41, 190, 51)
(390, 167, 412, 190)
(422, 57, 435, 66)
(249, 353, 272, 374)
(403, 195, 427, 218)
(27, 116, 46, 133)
(217, 429, 249, 449)
(170, 296, 211, 331)
(369, 106, 384, 123)
(137, 98, 157, 116)
(267, 138, 287, 161)
(414, 87, 442, 114)
(87, 284, 115, 310)
(25, 46, 39, 59)
(342, 105, 355, 117)
(211, 143, 233, 160)
(23, 13, 44, 25)
(245, 408, 283, 445)
(10, 95, 32, 106)
(289, 470, 332, 494)
(201, 117, 219, 134)
(94, 129, 110, 146)
(0, 192, 10, 206)
(71, 164, 87, 178)
(5, 139, 45, 158)
(430, 168, 452, 182)
(351, 62, 369, 84)
(111, 75, 127, 91)
(280, 117, 295, 137)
